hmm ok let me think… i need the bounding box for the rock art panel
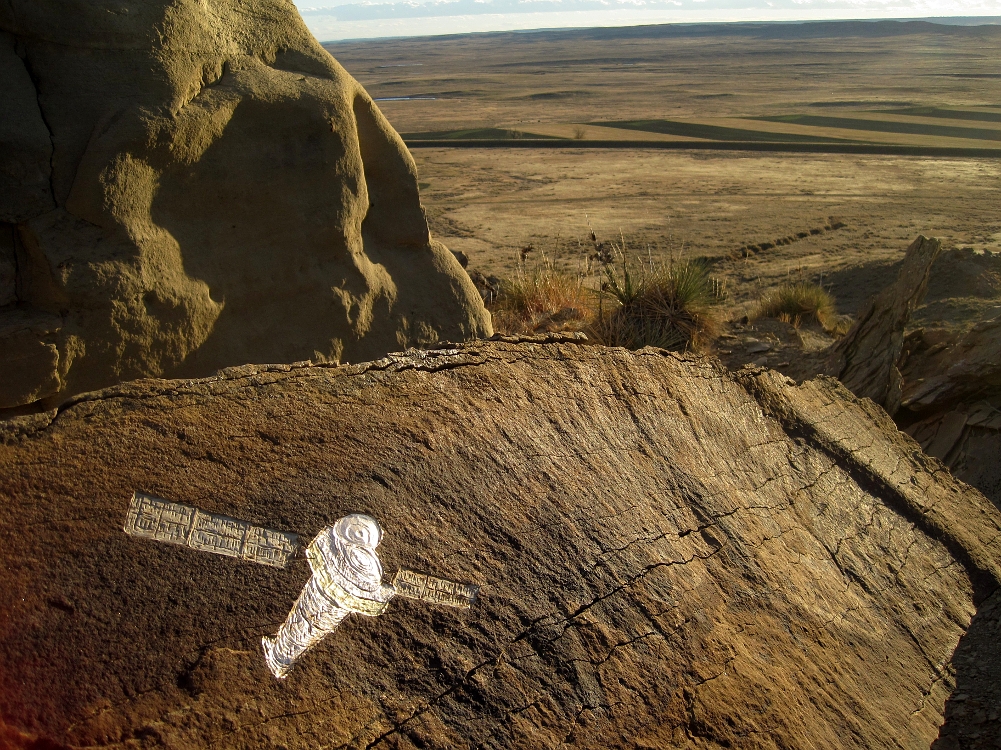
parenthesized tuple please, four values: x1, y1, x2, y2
(0, 0, 490, 413)
(1, 338, 999, 748)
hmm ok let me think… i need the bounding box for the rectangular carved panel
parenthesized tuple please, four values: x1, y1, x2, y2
(392, 568, 479, 608)
(124, 492, 299, 569)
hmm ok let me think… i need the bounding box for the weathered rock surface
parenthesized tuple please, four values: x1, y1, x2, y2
(1, 338, 999, 748)
(824, 235, 942, 416)
(0, 0, 490, 413)
(899, 319, 1001, 516)
(806, 237, 1001, 516)
(901, 317, 1001, 418)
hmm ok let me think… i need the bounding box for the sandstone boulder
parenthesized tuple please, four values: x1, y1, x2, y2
(0, 0, 490, 413)
(1, 338, 998, 748)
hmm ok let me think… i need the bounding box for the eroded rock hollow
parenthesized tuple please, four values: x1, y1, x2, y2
(1, 338, 998, 748)
(0, 0, 491, 413)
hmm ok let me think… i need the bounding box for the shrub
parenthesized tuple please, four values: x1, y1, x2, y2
(590, 258, 727, 352)
(489, 259, 592, 334)
(755, 283, 847, 333)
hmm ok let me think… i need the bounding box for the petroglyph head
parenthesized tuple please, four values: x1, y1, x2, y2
(309, 513, 387, 599)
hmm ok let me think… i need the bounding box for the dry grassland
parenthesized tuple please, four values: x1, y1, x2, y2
(327, 21, 1001, 327)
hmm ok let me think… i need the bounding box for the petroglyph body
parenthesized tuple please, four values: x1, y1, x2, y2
(262, 515, 394, 678)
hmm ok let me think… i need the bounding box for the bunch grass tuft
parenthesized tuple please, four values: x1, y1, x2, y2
(490, 257, 592, 334)
(590, 255, 727, 352)
(755, 282, 848, 333)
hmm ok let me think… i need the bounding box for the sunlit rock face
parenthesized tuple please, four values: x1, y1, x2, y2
(1, 338, 999, 748)
(0, 0, 490, 412)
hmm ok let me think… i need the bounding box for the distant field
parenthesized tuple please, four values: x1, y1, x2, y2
(879, 106, 1001, 122)
(398, 127, 562, 140)
(756, 114, 1001, 142)
(401, 109, 1001, 150)
(587, 119, 856, 143)
(328, 20, 1001, 151)
(326, 20, 1001, 320)
(401, 112, 1001, 149)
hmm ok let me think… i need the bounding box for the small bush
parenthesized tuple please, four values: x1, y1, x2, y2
(590, 258, 727, 352)
(489, 259, 592, 334)
(755, 283, 846, 332)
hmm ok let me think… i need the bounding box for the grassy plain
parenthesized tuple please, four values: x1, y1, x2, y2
(326, 21, 1001, 339)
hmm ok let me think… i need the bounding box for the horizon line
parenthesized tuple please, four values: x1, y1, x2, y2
(316, 13, 1001, 45)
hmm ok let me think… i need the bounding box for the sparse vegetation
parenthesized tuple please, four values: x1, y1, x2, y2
(485, 231, 727, 351)
(489, 257, 592, 334)
(572, 125, 587, 139)
(590, 256, 727, 352)
(755, 282, 849, 333)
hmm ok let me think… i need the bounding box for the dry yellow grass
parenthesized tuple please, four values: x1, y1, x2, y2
(487, 248, 728, 353)
(489, 258, 593, 334)
(755, 282, 850, 334)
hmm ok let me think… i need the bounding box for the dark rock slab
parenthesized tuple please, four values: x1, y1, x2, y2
(1, 338, 999, 748)
(825, 235, 942, 415)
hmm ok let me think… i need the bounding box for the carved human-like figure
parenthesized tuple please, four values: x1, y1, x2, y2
(262, 514, 394, 679)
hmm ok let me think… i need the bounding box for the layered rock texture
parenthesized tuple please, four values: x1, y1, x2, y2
(0, 0, 490, 413)
(809, 237, 1001, 517)
(825, 235, 942, 416)
(1, 338, 999, 749)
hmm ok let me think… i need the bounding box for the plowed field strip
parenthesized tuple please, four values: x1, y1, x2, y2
(757, 115, 1001, 141)
(591, 119, 857, 144)
(879, 107, 1001, 123)
(403, 140, 1001, 157)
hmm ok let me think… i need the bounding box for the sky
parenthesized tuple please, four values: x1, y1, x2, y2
(293, 0, 1001, 41)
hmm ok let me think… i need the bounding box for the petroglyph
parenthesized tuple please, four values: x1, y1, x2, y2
(393, 569, 479, 609)
(124, 498, 479, 679)
(263, 514, 480, 679)
(123, 492, 299, 569)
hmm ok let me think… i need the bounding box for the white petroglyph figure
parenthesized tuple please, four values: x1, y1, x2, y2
(261, 514, 394, 679)
(123, 493, 480, 679)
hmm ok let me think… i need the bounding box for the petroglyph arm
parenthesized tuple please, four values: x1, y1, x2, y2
(123, 492, 300, 569)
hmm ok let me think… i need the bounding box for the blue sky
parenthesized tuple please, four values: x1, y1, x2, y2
(293, 0, 1001, 41)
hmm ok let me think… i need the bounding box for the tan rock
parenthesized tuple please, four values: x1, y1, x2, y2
(0, 309, 64, 408)
(0, 0, 491, 412)
(824, 235, 942, 415)
(0, 338, 997, 748)
(0, 223, 17, 307)
(0, 30, 53, 224)
(901, 316, 1001, 416)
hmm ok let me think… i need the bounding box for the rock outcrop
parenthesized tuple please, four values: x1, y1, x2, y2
(0, 0, 491, 413)
(807, 237, 1001, 515)
(824, 235, 942, 416)
(900, 318, 1001, 512)
(901, 317, 1001, 418)
(1, 338, 998, 748)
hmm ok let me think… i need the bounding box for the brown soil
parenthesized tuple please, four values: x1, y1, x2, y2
(410, 148, 1000, 317)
